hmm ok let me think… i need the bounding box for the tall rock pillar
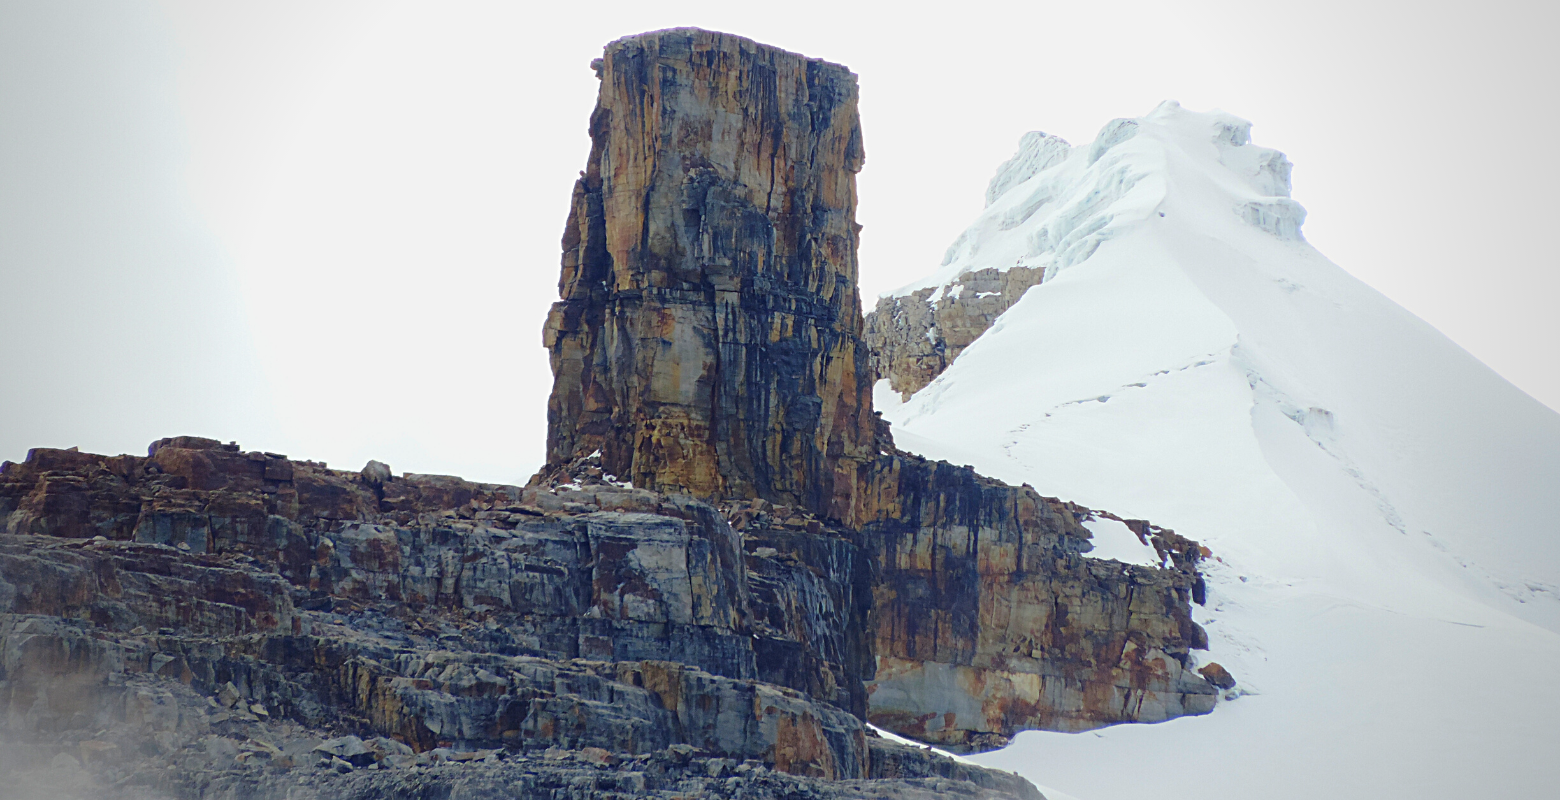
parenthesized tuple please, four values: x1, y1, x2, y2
(541, 28, 1220, 750)
(543, 28, 877, 515)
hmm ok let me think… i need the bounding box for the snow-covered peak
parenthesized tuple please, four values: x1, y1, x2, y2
(894, 101, 1303, 298)
(878, 102, 1560, 799)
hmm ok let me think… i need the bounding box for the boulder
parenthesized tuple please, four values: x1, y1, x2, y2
(1199, 661, 1238, 690)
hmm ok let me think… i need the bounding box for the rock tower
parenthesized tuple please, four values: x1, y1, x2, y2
(543, 29, 877, 515)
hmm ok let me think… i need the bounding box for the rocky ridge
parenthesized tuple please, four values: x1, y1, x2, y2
(0, 437, 1037, 799)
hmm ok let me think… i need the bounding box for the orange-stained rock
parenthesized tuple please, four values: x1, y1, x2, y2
(848, 453, 1216, 749)
(1199, 661, 1237, 690)
(542, 28, 876, 515)
(0, 30, 1224, 798)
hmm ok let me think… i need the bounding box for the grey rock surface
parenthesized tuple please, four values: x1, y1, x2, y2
(0, 441, 1037, 798)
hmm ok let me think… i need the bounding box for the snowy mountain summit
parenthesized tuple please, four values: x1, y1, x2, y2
(866, 101, 1308, 398)
(938, 100, 1301, 292)
(867, 102, 1560, 800)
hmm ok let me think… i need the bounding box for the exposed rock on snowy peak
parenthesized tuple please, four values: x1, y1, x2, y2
(540, 31, 1221, 754)
(864, 265, 1044, 399)
(865, 101, 1303, 398)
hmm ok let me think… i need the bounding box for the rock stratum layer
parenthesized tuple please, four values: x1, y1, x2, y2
(539, 26, 1221, 753)
(851, 458, 1214, 749)
(0, 439, 1036, 799)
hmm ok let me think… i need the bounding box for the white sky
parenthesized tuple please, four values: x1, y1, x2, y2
(2, 0, 1555, 485)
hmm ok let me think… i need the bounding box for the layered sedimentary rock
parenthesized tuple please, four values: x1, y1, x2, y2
(0, 439, 1036, 799)
(850, 457, 1214, 748)
(864, 266, 1044, 399)
(543, 28, 877, 515)
(537, 27, 1221, 753)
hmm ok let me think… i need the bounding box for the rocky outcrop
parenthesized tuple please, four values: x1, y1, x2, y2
(864, 266, 1044, 399)
(543, 28, 877, 515)
(851, 455, 1215, 748)
(0, 439, 1037, 799)
(536, 28, 1222, 753)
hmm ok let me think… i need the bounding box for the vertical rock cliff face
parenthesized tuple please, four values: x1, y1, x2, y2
(0, 36, 1222, 800)
(540, 29, 1223, 753)
(849, 456, 1215, 749)
(544, 29, 876, 516)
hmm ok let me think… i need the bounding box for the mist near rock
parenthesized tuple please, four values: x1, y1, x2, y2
(0, 732, 170, 800)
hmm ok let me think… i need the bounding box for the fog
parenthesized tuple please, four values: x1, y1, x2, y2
(3, 0, 1555, 485)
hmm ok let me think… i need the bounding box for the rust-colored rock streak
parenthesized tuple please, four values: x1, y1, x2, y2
(543, 28, 876, 515)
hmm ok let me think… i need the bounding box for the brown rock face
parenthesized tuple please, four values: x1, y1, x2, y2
(864, 266, 1045, 399)
(0, 34, 1222, 800)
(1199, 661, 1237, 690)
(543, 28, 876, 515)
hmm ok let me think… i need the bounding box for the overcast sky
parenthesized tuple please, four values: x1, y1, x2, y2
(2, 0, 1555, 485)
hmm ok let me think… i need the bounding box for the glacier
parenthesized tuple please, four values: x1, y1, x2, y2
(876, 101, 1560, 799)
